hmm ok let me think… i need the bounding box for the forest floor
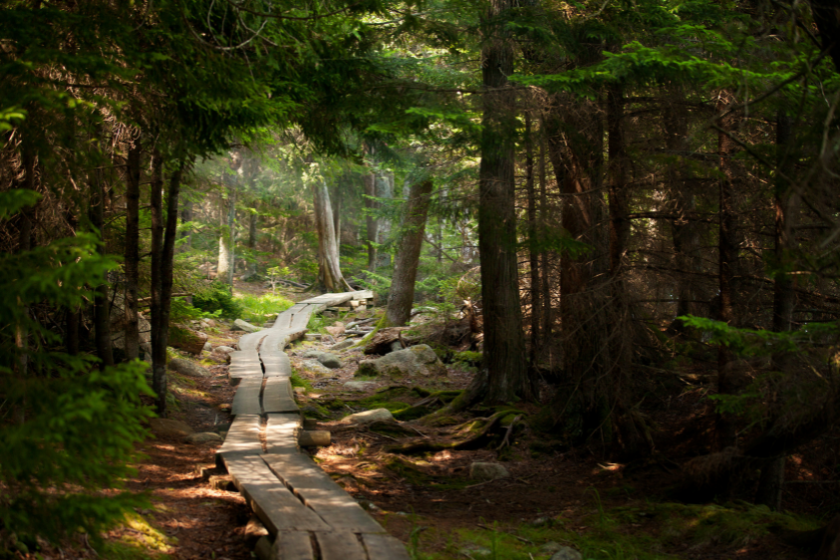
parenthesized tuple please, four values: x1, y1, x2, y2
(19, 281, 826, 560)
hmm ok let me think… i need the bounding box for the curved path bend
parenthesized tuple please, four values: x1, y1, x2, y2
(216, 291, 410, 560)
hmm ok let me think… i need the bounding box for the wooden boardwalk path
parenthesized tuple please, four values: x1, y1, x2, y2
(216, 291, 410, 560)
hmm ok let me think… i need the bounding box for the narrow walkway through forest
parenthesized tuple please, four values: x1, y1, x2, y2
(216, 291, 410, 560)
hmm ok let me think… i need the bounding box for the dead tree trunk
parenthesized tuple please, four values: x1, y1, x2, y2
(124, 140, 142, 361)
(384, 179, 434, 327)
(314, 180, 351, 293)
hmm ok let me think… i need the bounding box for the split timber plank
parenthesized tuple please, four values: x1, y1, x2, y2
(265, 412, 301, 454)
(261, 353, 291, 377)
(238, 332, 267, 352)
(362, 533, 411, 560)
(231, 377, 263, 416)
(263, 378, 298, 413)
(271, 531, 314, 560)
(225, 455, 329, 534)
(315, 532, 367, 560)
(289, 306, 314, 332)
(274, 304, 310, 330)
(217, 414, 262, 460)
(262, 453, 386, 534)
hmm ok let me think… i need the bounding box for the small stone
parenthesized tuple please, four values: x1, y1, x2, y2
(186, 432, 223, 444)
(469, 462, 509, 481)
(531, 517, 552, 528)
(232, 319, 262, 333)
(318, 352, 342, 369)
(168, 358, 211, 378)
(459, 546, 491, 558)
(550, 547, 583, 560)
(149, 418, 194, 438)
(302, 359, 332, 376)
(340, 408, 393, 425)
(203, 341, 213, 352)
(214, 345, 235, 355)
(344, 381, 376, 392)
(331, 339, 355, 352)
(539, 541, 563, 554)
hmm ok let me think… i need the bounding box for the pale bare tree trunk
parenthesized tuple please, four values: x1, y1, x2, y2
(314, 180, 351, 292)
(384, 179, 434, 327)
(364, 172, 378, 271)
(376, 172, 393, 268)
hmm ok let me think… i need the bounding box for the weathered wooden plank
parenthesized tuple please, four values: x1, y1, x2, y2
(232, 377, 263, 416)
(217, 414, 262, 460)
(225, 455, 329, 534)
(265, 412, 300, 454)
(315, 532, 367, 560)
(289, 306, 315, 332)
(238, 332, 267, 352)
(263, 378, 298, 413)
(362, 533, 410, 560)
(271, 531, 314, 560)
(262, 353, 291, 378)
(262, 454, 386, 534)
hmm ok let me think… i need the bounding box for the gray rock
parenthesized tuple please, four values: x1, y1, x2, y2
(340, 408, 394, 425)
(303, 350, 324, 359)
(203, 341, 213, 352)
(214, 345, 235, 355)
(232, 319, 262, 333)
(539, 541, 563, 554)
(168, 358, 211, 378)
(459, 546, 492, 558)
(302, 359, 332, 376)
(186, 432, 223, 444)
(469, 462, 509, 481)
(344, 381, 376, 392)
(318, 352, 342, 369)
(331, 339, 355, 352)
(550, 547, 583, 560)
(356, 344, 445, 378)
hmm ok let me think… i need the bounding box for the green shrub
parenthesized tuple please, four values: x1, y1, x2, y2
(236, 293, 294, 323)
(192, 281, 243, 319)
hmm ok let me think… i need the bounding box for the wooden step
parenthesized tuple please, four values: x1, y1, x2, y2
(231, 377, 263, 416)
(265, 412, 301, 454)
(268, 531, 410, 560)
(225, 455, 329, 534)
(217, 414, 262, 462)
(263, 378, 298, 413)
(262, 453, 386, 534)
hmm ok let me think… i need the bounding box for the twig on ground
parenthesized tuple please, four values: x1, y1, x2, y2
(496, 415, 521, 451)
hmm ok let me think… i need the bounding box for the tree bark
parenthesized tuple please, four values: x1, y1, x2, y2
(150, 154, 184, 416)
(384, 179, 434, 327)
(314, 179, 352, 292)
(716, 91, 738, 449)
(124, 140, 142, 361)
(375, 172, 393, 268)
(364, 172, 378, 271)
(539, 133, 553, 364)
(473, 0, 534, 403)
(90, 147, 114, 368)
(179, 198, 193, 251)
(525, 112, 541, 366)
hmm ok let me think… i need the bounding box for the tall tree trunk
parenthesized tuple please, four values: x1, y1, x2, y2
(150, 155, 184, 416)
(525, 112, 541, 366)
(15, 144, 36, 394)
(364, 172, 378, 272)
(247, 210, 258, 276)
(375, 172, 394, 268)
(124, 141, 141, 361)
(474, 0, 533, 403)
(90, 148, 114, 368)
(716, 91, 738, 449)
(226, 180, 237, 285)
(179, 197, 193, 251)
(607, 85, 628, 282)
(384, 179, 434, 327)
(314, 180, 351, 292)
(756, 111, 797, 510)
(539, 133, 553, 365)
(333, 180, 342, 248)
(217, 189, 232, 282)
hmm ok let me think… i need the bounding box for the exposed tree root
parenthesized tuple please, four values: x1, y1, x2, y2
(385, 410, 510, 454)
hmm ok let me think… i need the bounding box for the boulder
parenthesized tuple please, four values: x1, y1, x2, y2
(302, 350, 324, 359)
(331, 339, 355, 352)
(203, 341, 213, 352)
(169, 327, 208, 355)
(168, 358, 211, 378)
(357, 344, 445, 378)
(186, 432, 223, 444)
(232, 319, 262, 333)
(469, 462, 509, 481)
(214, 345, 235, 355)
(318, 352, 342, 369)
(302, 359, 332, 376)
(340, 408, 394, 425)
(344, 381, 376, 392)
(550, 547, 583, 560)
(149, 418, 194, 438)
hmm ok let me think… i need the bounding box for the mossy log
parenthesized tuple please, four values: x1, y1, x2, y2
(169, 326, 207, 355)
